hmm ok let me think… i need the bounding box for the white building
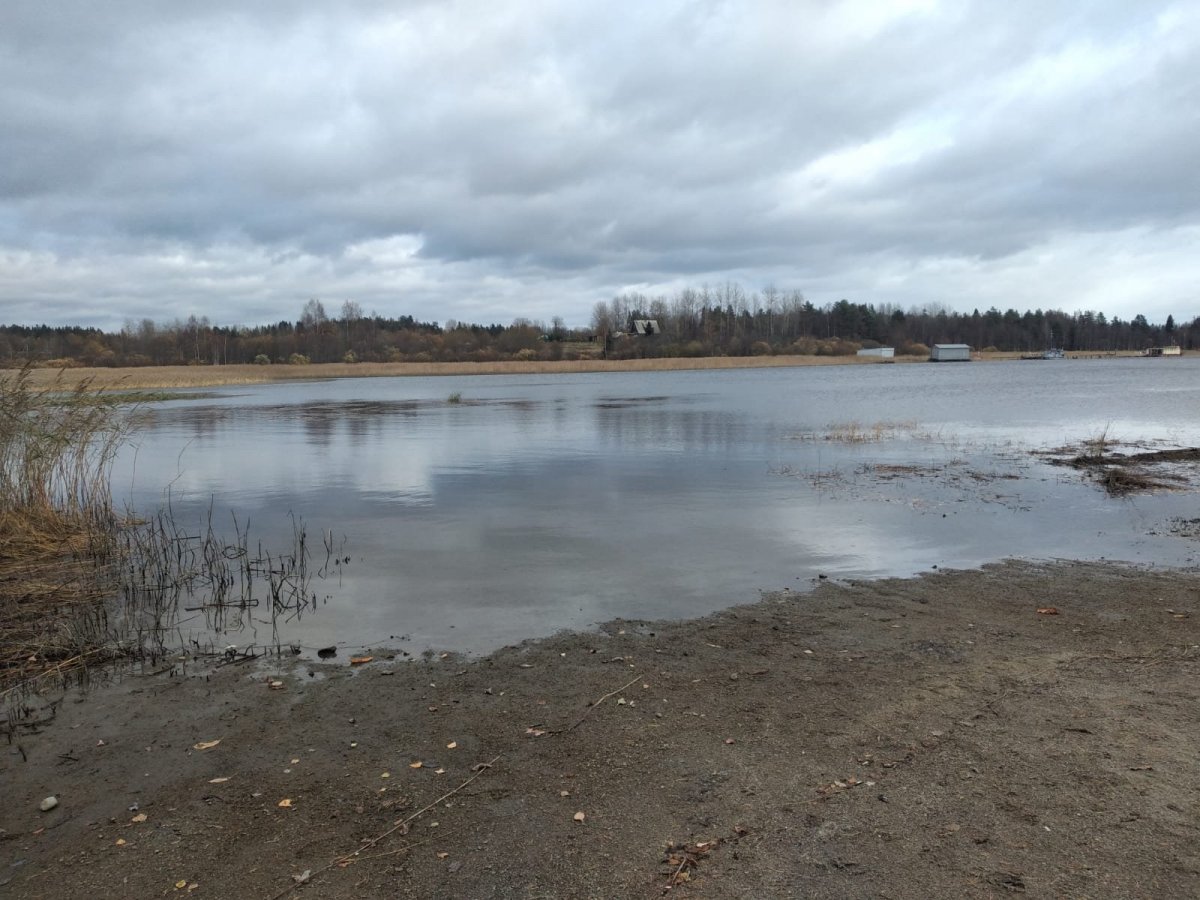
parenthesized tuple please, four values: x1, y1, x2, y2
(856, 347, 895, 358)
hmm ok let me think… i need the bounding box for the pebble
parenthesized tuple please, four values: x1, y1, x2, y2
(39, 796, 58, 812)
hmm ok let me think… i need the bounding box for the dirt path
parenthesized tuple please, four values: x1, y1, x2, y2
(3, 561, 1198, 898)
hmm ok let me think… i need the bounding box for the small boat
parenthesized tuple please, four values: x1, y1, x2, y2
(1022, 328, 1066, 360)
(1021, 348, 1065, 360)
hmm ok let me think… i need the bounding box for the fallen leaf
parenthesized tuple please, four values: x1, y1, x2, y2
(519, 663, 534, 668)
(446, 741, 457, 749)
(573, 811, 586, 823)
(724, 738, 735, 745)
(175, 881, 187, 890)
(131, 813, 147, 823)
(207, 777, 230, 784)
(525, 727, 546, 737)
(115, 838, 126, 846)
(268, 680, 285, 690)
(434, 767, 446, 775)
(1037, 607, 1059, 615)
(381, 772, 390, 778)
(278, 798, 293, 808)
(409, 761, 424, 769)
(436, 852, 449, 859)
(192, 739, 220, 751)
(292, 869, 311, 885)
(560, 790, 570, 797)
(350, 656, 374, 665)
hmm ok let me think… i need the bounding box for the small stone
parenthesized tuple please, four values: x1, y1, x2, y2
(39, 796, 58, 812)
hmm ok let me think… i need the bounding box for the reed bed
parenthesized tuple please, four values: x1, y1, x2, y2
(1, 367, 341, 727)
(16, 354, 911, 391)
(0, 367, 127, 711)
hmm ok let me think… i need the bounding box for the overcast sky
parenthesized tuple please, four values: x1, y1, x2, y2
(2, 1, 1197, 330)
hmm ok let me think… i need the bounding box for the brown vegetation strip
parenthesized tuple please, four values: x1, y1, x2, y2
(15, 355, 926, 390)
(1053, 446, 1200, 496)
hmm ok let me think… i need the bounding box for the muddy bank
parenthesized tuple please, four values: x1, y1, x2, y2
(3, 561, 1199, 899)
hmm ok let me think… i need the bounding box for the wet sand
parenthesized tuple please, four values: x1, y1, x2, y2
(4, 560, 1198, 898)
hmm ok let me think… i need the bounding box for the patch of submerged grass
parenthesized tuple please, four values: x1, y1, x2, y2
(106, 390, 221, 404)
(1040, 428, 1200, 496)
(794, 420, 926, 444)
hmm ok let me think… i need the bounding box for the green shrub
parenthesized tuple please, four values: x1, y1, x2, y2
(253, 354, 271, 365)
(287, 353, 310, 365)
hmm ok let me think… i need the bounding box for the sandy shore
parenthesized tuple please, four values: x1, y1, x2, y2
(3, 560, 1198, 898)
(11, 351, 1145, 391)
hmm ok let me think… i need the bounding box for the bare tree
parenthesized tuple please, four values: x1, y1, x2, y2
(301, 299, 327, 328)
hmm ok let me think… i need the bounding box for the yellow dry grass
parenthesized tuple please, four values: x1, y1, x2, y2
(17, 354, 916, 390)
(12, 349, 1150, 392)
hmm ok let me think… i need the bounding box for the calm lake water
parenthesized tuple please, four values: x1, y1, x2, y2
(112, 357, 1200, 654)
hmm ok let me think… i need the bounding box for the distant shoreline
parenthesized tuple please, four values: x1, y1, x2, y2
(11, 349, 1153, 390)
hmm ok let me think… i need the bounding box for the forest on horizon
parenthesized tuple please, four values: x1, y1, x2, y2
(1, 285, 1194, 368)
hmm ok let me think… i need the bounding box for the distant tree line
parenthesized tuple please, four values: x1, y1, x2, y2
(0, 289, 1195, 368)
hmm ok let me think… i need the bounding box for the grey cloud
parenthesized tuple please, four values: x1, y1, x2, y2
(2, 1, 1198, 329)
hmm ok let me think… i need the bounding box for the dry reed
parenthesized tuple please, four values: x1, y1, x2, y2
(0, 366, 128, 711)
(1, 366, 342, 727)
(15, 354, 916, 391)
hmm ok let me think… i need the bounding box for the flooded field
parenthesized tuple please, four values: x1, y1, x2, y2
(112, 356, 1200, 654)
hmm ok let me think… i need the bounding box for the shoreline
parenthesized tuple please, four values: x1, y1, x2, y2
(10, 350, 1150, 391)
(4, 559, 1198, 898)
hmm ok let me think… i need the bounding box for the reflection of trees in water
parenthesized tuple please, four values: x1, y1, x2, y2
(300, 407, 336, 446)
(593, 403, 749, 449)
(155, 395, 751, 452)
(183, 406, 231, 439)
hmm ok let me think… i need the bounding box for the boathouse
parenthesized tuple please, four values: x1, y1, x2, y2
(930, 344, 971, 362)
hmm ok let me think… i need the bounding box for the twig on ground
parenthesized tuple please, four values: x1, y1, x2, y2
(267, 754, 502, 900)
(560, 674, 642, 733)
